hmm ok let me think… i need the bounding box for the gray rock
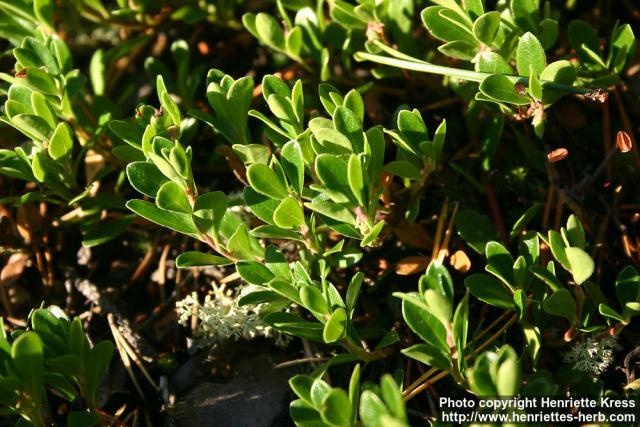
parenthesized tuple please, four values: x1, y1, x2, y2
(172, 354, 293, 427)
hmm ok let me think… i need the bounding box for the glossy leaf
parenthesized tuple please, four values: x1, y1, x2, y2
(323, 307, 347, 343)
(516, 32, 546, 77)
(247, 163, 289, 199)
(176, 251, 232, 268)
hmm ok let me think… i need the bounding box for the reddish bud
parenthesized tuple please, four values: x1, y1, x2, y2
(563, 326, 577, 342)
(547, 148, 568, 163)
(616, 130, 633, 153)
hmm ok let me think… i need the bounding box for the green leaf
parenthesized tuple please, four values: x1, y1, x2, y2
(247, 163, 289, 199)
(227, 223, 260, 260)
(267, 94, 297, 126)
(568, 20, 602, 65)
(360, 220, 384, 248)
(539, 18, 559, 49)
(516, 32, 546, 77)
(176, 251, 232, 268)
(281, 140, 304, 195)
(547, 230, 570, 270)
(420, 261, 454, 301)
(452, 292, 469, 354)
(456, 209, 500, 253)
(305, 201, 356, 225)
(314, 127, 353, 154)
(479, 75, 531, 105)
(11, 113, 52, 141)
(616, 266, 640, 311)
(273, 196, 305, 229)
(192, 191, 227, 236)
(511, 0, 540, 33)
(290, 399, 322, 425)
(380, 375, 406, 422)
(529, 264, 562, 292)
(563, 215, 585, 249)
(333, 106, 364, 152)
(237, 261, 275, 285)
(262, 74, 290, 99)
(156, 181, 191, 213)
(473, 11, 501, 45)
(48, 122, 73, 160)
(359, 391, 390, 427)
(233, 144, 269, 165)
(300, 285, 330, 315)
(311, 378, 332, 407)
(424, 289, 452, 325)
(439, 40, 479, 60)
(397, 109, 428, 147)
(30, 91, 55, 128)
(109, 120, 144, 149)
(539, 60, 577, 104)
(34, 0, 54, 30)
(244, 187, 278, 224)
(126, 199, 199, 237)
(496, 347, 520, 396)
(89, 48, 105, 96)
(565, 247, 594, 285)
(12, 332, 44, 402)
(398, 293, 447, 350)
(347, 154, 365, 206)
(255, 13, 286, 49)
(26, 68, 58, 95)
(383, 160, 421, 180)
(401, 343, 450, 371)
(320, 389, 352, 427)
(316, 154, 353, 203)
(251, 225, 302, 241)
(264, 312, 324, 342)
(610, 23, 635, 73)
(528, 66, 542, 100)
(238, 290, 284, 306)
(157, 75, 181, 127)
(543, 289, 576, 321)
(265, 245, 290, 279)
(421, 6, 477, 45)
(318, 83, 342, 115)
(286, 26, 303, 57)
(346, 272, 363, 317)
(464, 274, 514, 309)
(476, 52, 513, 74)
(598, 304, 626, 322)
(126, 162, 169, 198)
(267, 279, 303, 305)
(485, 241, 515, 289)
(323, 307, 347, 343)
(343, 89, 364, 123)
(348, 365, 360, 424)
(85, 341, 114, 397)
(82, 217, 133, 247)
(289, 375, 315, 405)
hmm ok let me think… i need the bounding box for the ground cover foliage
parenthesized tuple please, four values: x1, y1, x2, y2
(0, 0, 639, 425)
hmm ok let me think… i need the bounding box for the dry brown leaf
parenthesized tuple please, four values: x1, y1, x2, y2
(393, 222, 432, 250)
(1, 253, 29, 284)
(449, 250, 471, 273)
(395, 256, 428, 276)
(85, 149, 106, 183)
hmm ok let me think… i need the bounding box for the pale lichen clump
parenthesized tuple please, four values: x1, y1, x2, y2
(176, 284, 290, 346)
(563, 336, 618, 376)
